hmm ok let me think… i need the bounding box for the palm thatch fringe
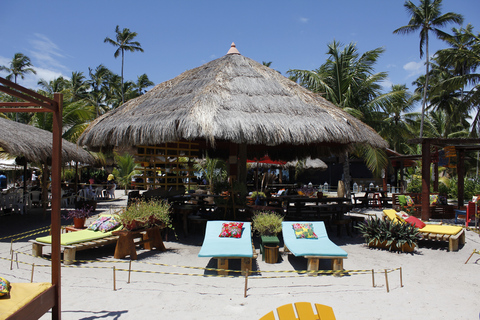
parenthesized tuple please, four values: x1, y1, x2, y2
(79, 53, 387, 154)
(0, 117, 94, 164)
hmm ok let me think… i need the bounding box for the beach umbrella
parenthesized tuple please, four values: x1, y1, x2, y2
(0, 117, 94, 164)
(78, 43, 387, 159)
(285, 157, 328, 171)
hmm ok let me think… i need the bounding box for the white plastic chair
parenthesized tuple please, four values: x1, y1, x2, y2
(103, 184, 116, 199)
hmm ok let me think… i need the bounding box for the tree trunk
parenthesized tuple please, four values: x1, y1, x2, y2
(342, 152, 351, 198)
(419, 33, 429, 138)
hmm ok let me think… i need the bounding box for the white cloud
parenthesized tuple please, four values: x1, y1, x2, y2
(299, 17, 309, 23)
(28, 33, 68, 72)
(381, 78, 393, 90)
(403, 61, 424, 78)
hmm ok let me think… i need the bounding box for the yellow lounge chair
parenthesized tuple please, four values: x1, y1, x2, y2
(383, 209, 465, 251)
(259, 302, 336, 320)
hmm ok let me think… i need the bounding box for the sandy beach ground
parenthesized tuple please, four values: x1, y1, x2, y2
(1, 191, 480, 320)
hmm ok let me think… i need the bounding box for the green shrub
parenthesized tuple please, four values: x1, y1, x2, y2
(252, 211, 284, 236)
(355, 217, 420, 251)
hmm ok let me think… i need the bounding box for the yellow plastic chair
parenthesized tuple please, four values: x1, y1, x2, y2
(259, 302, 336, 320)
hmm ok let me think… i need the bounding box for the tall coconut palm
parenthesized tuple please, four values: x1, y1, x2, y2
(0, 53, 36, 84)
(104, 25, 144, 105)
(135, 73, 154, 95)
(393, 0, 463, 138)
(87, 64, 112, 117)
(288, 41, 402, 186)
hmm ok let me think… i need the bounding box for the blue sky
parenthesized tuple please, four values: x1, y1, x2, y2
(1, 0, 479, 99)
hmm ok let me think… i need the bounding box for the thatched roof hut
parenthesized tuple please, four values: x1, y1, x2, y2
(78, 43, 387, 160)
(0, 117, 94, 164)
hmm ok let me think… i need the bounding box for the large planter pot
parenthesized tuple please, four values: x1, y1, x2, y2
(368, 240, 416, 252)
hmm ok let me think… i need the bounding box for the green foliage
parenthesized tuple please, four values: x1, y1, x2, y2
(61, 168, 76, 182)
(406, 176, 422, 193)
(250, 191, 266, 199)
(355, 217, 420, 251)
(113, 153, 139, 193)
(115, 200, 172, 230)
(252, 211, 284, 236)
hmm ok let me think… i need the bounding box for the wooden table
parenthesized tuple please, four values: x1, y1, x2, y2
(112, 226, 166, 259)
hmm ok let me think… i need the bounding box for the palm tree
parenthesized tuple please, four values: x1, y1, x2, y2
(135, 73, 154, 95)
(104, 25, 144, 105)
(393, 0, 463, 138)
(87, 64, 112, 117)
(0, 53, 36, 84)
(66, 71, 89, 102)
(113, 153, 139, 194)
(288, 41, 402, 181)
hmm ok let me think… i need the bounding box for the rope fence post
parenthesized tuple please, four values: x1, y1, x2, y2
(113, 266, 116, 291)
(128, 260, 132, 284)
(31, 263, 35, 283)
(384, 269, 389, 293)
(10, 250, 14, 270)
(371, 269, 375, 287)
(399, 267, 403, 287)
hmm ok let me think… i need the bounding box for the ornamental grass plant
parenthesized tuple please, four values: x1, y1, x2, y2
(252, 211, 284, 236)
(116, 199, 172, 230)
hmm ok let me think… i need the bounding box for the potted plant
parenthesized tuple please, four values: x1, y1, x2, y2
(252, 211, 284, 236)
(250, 191, 266, 206)
(356, 217, 420, 252)
(63, 206, 93, 229)
(115, 200, 172, 231)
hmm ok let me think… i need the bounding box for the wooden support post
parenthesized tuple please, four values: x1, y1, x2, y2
(457, 149, 465, 208)
(31, 263, 35, 283)
(421, 140, 431, 221)
(51, 93, 63, 320)
(244, 269, 249, 298)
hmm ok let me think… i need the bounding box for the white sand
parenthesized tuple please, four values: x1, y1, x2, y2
(1, 192, 480, 320)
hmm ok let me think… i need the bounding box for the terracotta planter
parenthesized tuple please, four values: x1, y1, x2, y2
(73, 217, 86, 229)
(125, 220, 145, 231)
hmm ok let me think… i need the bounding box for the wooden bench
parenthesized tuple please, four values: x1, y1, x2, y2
(419, 228, 465, 251)
(30, 236, 119, 265)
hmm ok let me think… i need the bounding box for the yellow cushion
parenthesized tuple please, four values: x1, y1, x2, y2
(419, 225, 463, 235)
(383, 209, 401, 223)
(0, 282, 52, 319)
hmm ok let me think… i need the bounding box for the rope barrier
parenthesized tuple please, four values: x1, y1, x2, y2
(0, 226, 50, 241)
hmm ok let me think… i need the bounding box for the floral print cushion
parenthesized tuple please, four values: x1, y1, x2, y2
(87, 216, 112, 231)
(405, 195, 415, 206)
(429, 194, 439, 205)
(292, 223, 318, 239)
(0, 277, 10, 297)
(98, 217, 120, 232)
(218, 222, 244, 238)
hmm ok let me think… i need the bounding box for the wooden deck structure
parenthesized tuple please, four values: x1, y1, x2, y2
(0, 77, 62, 319)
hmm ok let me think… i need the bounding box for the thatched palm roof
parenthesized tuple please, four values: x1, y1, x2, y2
(0, 117, 94, 164)
(78, 43, 387, 159)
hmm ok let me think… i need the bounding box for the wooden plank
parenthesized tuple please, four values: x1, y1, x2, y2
(6, 284, 56, 320)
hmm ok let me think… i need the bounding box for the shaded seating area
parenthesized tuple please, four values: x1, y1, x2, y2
(383, 209, 465, 251)
(198, 220, 255, 275)
(259, 302, 336, 320)
(282, 221, 348, 273)
(392, 193, 455, 219)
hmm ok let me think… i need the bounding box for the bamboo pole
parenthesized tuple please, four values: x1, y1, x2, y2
(400, 267, 403, 287)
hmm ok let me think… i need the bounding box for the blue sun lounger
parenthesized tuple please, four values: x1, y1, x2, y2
(282, 221, 347, 272)
(198, 220, 254, 275)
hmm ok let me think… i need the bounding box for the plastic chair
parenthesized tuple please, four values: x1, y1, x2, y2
(259, 302, 336, 320)
(103, 184, 116, 199)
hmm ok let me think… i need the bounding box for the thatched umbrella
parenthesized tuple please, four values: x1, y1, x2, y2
(79, 43, 387, 160)
(0, 117, 93, 164)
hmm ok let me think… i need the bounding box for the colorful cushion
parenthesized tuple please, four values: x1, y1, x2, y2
(98, 217, 120, 232)
(395, 211, 410, 222)
(292, 223, 318, 239)
(397, 195, 407, 206)
(405, 195, 414, 206)
(0, 277, 11, 297)
(87, 216, 112, 231)
(429, 194, 439, 205)
(405, 216, 426, 229)
(219, 222, 244, 238)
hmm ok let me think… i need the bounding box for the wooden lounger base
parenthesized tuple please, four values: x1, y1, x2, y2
(216, 257, 252, 276)
(30, 236, 119, 265)
(304, 256, 346, 276)
(420, 228, 465, 251)
(5, 284, 55, 320)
